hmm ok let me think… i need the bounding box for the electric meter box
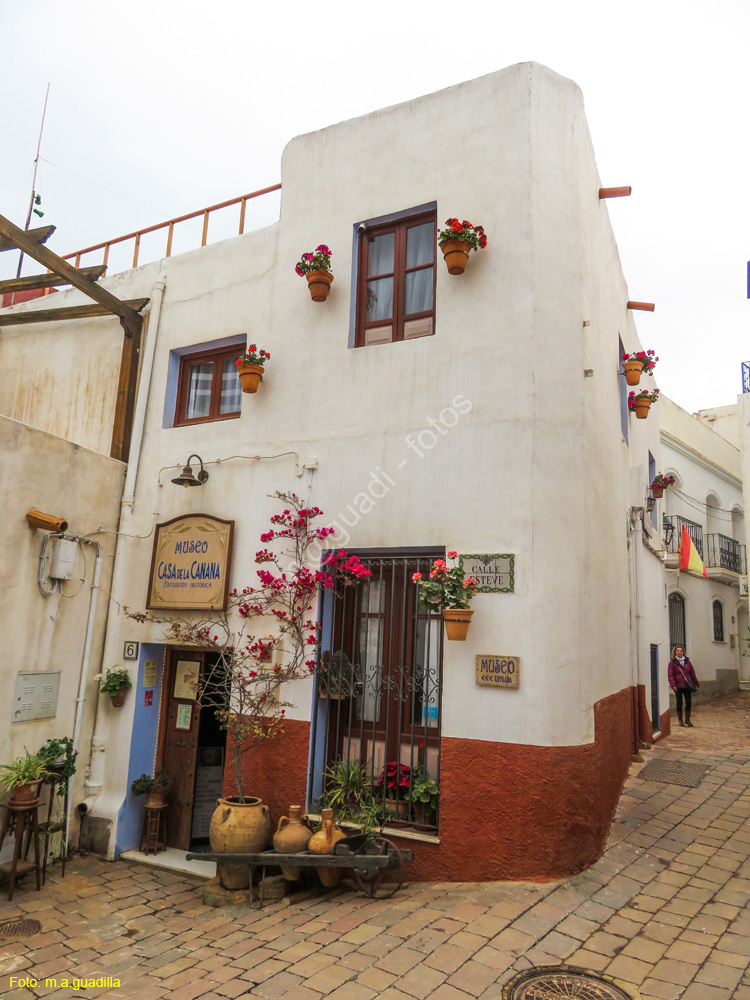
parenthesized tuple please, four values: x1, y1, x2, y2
(49, 538, 77, 580)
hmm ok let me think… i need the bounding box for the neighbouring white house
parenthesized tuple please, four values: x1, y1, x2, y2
(660, 397, 748, 697)
(0, 62, 675, 883)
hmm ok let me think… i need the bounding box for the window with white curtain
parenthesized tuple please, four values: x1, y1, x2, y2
(175, 344, 243, 427)
(356, 211, 436, 347)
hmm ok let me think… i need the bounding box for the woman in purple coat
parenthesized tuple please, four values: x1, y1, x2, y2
(668, 645, 700, 728)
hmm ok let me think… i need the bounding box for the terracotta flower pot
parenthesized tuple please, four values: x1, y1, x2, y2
(442, 608, 474, 641)
(209, 796, 271, 890)
(237, 363, 264, 394)
(145, 789, 168, 809)
(110, 688, 127, 707)
(632, 398, 652, 419)
(651, 485, 664, 499)
(273, 805, 312, 880)
(306, 270, 333, 302)
(623, 360, 644, 386)
(307, 807, 346, 887)
(9, 779, 43, 806)
(385, 798, 410, 820)
(440, 239, 471, 275)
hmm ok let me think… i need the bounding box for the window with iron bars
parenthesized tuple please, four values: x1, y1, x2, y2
(713, 600, 724, 642)
(308, 550, 444, 832)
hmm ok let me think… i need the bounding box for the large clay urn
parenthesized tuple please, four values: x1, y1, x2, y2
(209, 796, 271, 890)
(308, 808, 346, 887)
(273, 805, 312, 880)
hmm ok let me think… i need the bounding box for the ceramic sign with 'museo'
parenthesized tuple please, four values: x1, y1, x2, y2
(147, 513, 234, 611)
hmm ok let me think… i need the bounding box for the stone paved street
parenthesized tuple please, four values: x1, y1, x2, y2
(2, 693, 750, 1000)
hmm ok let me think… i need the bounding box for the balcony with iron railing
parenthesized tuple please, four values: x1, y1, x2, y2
(663, 515, 703, 563)
(706, 532, 746, 582)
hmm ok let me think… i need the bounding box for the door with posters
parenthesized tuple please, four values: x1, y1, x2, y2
(157, 650, 227, 850)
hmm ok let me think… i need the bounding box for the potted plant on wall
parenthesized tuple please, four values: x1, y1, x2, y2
(650, 473, 675, 499)
(438, 218, 487, 275)
(127, 492, 371, 891)
(410, 761, 439, 827)
(622, 349, 658, 386)
(235, 345, 270, 394)
(0, 750, 51, 805)
(413, 551, 479, 640)
(131, 771, 171, 808)
(295, 244, 334, 301)
(628, 387, 660, 420)
(96, 666, 132, 707)
(375, 762, 412, 820)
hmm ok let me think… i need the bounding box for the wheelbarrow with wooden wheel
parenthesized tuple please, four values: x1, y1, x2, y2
(333, 833, 409, 898)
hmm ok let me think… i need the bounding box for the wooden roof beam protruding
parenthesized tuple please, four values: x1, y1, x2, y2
(0, 224, 56, 252)
(0, 264, 108, 295)
(627, 301, 655, 312)
(0, 298, 149, 327)
(0, 214, 143, 334)
(599, 186, 632, 199)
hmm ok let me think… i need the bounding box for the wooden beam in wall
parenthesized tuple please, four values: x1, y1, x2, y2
(0, 298, 149, 327)
(0, 224, 56, 252)
(627, 301, 655, 312)
(0, 214, 144, 333)
(599, 186, 632, 199)
(0, 264, 107, 295)
(110, 315, 142, 463)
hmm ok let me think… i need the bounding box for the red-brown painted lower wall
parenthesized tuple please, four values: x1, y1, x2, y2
(659, 707, 671, 739)
(638, 683, 653, 743)
(225, 687, 633, 882)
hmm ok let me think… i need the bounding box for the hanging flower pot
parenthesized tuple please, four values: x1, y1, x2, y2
(96, 666, 132, 706)
(296, 245, 334, 301)
(235, 346, 270, 394)
(306, 270, 333, 302)
(651, 484, 663, 499)
(628, 388, 660, 420)
(438, 218, 487, 275)
(110, 688, 128, 707)
(442, 608, 474, 641)
(650, 473, 674, 499)
(622, 349, 659, 386)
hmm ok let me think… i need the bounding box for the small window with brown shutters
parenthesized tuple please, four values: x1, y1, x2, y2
(174, 345, 243, 427)
(356, 211, 437, 347)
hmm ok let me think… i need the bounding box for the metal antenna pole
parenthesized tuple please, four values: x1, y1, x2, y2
(16, 82, 51, 279)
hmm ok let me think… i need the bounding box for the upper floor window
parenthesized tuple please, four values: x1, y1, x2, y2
(174, 345, 242, 427)
(713, 600, 724, 642)
(356, 211, 436, 347)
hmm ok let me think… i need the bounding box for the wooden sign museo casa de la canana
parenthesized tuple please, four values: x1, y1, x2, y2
(147, 514, 234, 611)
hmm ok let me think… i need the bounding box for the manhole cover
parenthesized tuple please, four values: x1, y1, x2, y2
(0, 917, 42, 941)
(504, 966, 633, 999)
(637, 759, 708, 787)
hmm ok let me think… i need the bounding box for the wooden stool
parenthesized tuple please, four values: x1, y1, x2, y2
(139, 804, 167, 855)
(0, 801, 42, 900)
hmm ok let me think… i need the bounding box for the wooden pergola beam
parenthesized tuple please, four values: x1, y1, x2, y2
(0, 214, 143, 333)
(0, 298, 148, 327)
(599, 186, 632, 199)
(627, 301, 655, 312)
(0, 224, 56, 252)
(0, 264, 107, 295)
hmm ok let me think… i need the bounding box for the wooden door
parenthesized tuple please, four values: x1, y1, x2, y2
(160, 651, 202, 849)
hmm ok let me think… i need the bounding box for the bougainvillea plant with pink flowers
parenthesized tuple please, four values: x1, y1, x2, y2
(295, 244, 332, 276)
(236, 344, 270, 367)
(628, 388, 661, 410)
(126, 492, 370, 801)
(622, 349, 658, 374)
(437, 218, 488, 251)
(412, 551, 478, 610)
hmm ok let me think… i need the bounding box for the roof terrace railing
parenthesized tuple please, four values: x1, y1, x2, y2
(61, 183, 281, 271)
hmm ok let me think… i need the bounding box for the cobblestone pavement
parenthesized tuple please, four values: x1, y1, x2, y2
(1, 693, 750, 1000)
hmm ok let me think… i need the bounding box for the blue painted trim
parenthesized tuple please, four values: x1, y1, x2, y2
(348, 202, 438, 349)
(114, 643, 165, 857)
(162, 333, 247, 428)
(618, 337, 629, 446)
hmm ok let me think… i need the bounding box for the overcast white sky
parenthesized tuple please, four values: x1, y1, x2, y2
(2, 1, 748, 414)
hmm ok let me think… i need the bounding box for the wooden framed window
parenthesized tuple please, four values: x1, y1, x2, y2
(356, 211, 437, 347)
(174, 345, 243, 427)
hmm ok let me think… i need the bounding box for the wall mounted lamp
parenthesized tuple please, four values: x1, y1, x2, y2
(171, 454, 209, 488)
(663, 520, 675, 549)
(646, 496, 656, 513)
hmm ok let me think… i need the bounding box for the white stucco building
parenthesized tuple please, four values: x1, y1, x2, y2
(1, 62, 674, 881)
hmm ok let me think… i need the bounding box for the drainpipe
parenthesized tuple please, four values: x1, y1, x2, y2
(628, 507, 645, 762)
(85, 277, 166, 807)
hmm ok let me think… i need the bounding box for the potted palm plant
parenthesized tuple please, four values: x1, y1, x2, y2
(97, 665, 132, 707)
(438, 218, 487, 274)
(0, 750, 51, 805)
(413, 551, 479, 640)
(295, 244, 333, 301)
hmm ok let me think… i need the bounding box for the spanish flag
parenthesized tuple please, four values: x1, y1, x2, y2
(678, 525, 708, 579)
